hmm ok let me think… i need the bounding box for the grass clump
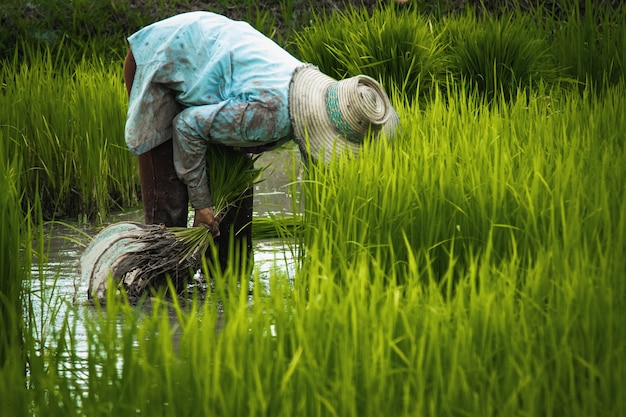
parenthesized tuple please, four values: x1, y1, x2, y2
(292, 5, 448, 104)
(542, 0, 626, 91)
(0, 130, 37, 415)
(0, 133, 27, 366)
(444, 11, 556, 102)
(298, 83, 626, 286)
(0, 46, 138, 222)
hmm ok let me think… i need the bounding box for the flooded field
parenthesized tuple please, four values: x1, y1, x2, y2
(28, 149, 301, 381)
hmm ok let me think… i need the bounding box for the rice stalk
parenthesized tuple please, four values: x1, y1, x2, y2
(0, 131, 27, 366)
(205, 144, 263, 217)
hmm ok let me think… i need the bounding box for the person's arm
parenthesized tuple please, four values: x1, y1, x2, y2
(171, 105, 218, 232)
(172, 99, 279, 229)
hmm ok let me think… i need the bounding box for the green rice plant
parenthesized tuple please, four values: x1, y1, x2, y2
(288, 12, 351, 79)
(252, 215, 304, 240)
(14, 80, 626, 417)
(0, 46, 138, 222)
(443, 10, 556, 102)
(298, 80, 626, 286)
(539, 0, 626, 91)
(6, 6, 626, 416)
(0, 133, 26, 366)
(33, 218, 626, 417)
(291, 4, 448, 104)
(278, 0, 296, 29)
(204, 145, 263, 218)
(0, 130, 39, 414)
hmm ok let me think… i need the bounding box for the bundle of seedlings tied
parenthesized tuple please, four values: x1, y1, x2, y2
(83, 146, 262, 301)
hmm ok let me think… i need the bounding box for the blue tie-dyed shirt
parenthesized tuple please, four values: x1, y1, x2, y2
(125, 11, 303, 208)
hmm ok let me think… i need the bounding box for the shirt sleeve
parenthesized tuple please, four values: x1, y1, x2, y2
(172, 98, 280, 209)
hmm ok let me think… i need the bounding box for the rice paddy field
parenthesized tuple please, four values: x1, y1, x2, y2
(1, 1, 625, 416)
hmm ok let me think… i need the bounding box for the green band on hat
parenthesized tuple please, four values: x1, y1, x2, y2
(325, 83, 363, 143)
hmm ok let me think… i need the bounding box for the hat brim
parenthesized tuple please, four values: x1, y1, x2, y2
(291, 65, 402, 164)
(289, 65, 356, 164)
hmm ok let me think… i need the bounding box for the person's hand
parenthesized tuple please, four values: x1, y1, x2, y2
(193, 207, 220, 237)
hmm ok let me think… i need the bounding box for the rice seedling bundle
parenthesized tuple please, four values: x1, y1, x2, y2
(82, 145, 263, 302)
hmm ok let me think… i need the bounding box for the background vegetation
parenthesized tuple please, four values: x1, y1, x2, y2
(2, 0, 624, 221)
(0, 0, 624, 416)
(1, 0, 624, 62)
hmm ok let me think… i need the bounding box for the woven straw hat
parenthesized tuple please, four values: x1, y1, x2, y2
(289, 65, 399, 164)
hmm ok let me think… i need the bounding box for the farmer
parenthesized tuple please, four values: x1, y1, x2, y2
(123, 11, 399, 254)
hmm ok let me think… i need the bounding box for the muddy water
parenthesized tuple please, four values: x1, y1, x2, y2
(29, 148, 301, 383)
